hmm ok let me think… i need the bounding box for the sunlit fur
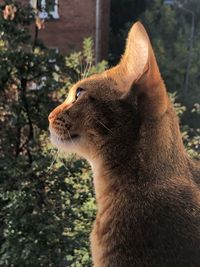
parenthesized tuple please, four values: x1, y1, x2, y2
(49, 22, 200, 267)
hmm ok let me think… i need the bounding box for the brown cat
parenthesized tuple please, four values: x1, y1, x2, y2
(48, 22, 200, 267)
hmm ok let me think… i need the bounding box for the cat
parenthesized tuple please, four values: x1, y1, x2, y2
(48, 22, 200, 267)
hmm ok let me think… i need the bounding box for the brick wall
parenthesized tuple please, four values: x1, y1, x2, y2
(38, 0, 96, 54)
(30, 0, 110, 60)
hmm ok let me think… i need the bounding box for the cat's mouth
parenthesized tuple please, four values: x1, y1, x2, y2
(66, 133, 80, 141)
(57, 132, 80, 143)
(49, 126, 80, 147)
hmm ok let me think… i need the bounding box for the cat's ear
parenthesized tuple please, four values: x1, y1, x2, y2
(106, 21, 168, 116)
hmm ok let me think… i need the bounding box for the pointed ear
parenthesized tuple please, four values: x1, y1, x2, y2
(106, 22, 150, 91)
(106, 21, 168, 116)
(120, 21, 150, 88)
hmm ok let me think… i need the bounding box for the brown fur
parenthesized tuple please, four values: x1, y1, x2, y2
(49, 22, 200, 266)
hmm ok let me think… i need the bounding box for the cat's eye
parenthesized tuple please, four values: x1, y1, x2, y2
(75, 87, 84, 100)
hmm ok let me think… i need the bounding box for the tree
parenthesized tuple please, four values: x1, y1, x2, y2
(0, 1, 69, 266)
(0, 1, 107, 266)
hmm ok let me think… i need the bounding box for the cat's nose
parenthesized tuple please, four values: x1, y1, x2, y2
(48, 103, 66, 123)
(48, 102, 72, 123)
(48, 111, 56, 122)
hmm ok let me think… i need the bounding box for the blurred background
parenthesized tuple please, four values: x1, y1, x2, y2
(0, 0, 199, 266)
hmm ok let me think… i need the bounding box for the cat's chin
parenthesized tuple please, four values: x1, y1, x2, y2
(49, 127, 80, 154)
(49, 127, 95, 162)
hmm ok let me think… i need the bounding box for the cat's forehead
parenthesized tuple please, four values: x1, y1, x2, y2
(73, 73, 121, 99)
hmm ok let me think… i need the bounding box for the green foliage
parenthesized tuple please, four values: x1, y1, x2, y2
(141, 0, 200, 126)
(170, 93, 200, 160)
(0, 1, 106, 266)
(65, 37, 108, 84)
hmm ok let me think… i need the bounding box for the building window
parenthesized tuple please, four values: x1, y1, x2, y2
(30, 0, 59, 19)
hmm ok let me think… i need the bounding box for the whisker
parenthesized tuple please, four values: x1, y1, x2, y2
(77, 70, 80, 83)
(78, 57, 82, 81)
(96, 119, 113, 134)
(60, 157, 71, 171)
(85, 61, 92, 78)
(83, 62, 88, 79)
(47, 156, 57, 172)
(80, 56, 84, 79)
(57, 152, 77, 171)
(67, 129, 76, 146)
(83, 56, 92, 78)
(88, 61, 92, 75)
(46, 148, 59, 173)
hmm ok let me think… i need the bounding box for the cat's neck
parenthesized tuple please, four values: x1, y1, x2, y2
(89, 156, 108, 200)
(88, 107, 189, 210)
(89, 153, 140, 213)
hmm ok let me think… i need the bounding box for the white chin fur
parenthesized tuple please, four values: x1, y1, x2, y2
(49, 127, 93, 162)
(49, 127, 78, 154)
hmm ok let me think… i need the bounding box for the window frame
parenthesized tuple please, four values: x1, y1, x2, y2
(30, 0, 59, 19)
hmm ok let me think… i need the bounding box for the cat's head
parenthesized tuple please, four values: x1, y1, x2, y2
(48, 22, 168, 162)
